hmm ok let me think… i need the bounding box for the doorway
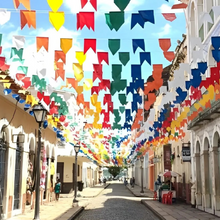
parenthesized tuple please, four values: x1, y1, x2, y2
(57, 162, 64, 193)
(13, 143, 22, 210)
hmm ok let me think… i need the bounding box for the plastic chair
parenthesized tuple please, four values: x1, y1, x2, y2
(167, 191, 173, 205)
(162, 194, 168, 204)
(153, 191, 157, 200)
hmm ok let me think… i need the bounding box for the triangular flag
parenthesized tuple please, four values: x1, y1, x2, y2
(76, 51, 86, 65)
(49, 11, 65, 31)
(47, 0, 63, 12)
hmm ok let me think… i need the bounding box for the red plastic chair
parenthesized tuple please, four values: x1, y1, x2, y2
(162, 194, 168, 204)
(167, 191, 173, 204)
(153, 191, 157, 200)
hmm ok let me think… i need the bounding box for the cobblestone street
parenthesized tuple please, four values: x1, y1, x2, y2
(75, 183, 159, 220)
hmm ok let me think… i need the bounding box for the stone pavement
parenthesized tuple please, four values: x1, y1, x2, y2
(8, 183, 110, 220)
(128, 184, 219, 220)
(75, 182, 160, 220)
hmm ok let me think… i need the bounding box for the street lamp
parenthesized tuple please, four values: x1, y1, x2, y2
(140, 156, 144, 193)
(32, 104, 47, 220)
(73, 144, 81, 203)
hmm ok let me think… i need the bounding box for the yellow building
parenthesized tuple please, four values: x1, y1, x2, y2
(0, 88, 57, 219)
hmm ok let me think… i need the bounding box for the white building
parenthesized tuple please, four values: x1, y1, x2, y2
(186, 0, 220, 216)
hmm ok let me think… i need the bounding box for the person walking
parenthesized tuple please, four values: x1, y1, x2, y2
(130, 177, 133, 187)
(54, 178, 61, 201)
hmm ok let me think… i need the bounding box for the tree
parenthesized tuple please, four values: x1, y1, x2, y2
(108, 166, 122, 178)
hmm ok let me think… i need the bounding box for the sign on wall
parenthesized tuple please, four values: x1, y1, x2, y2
(182, 143, 191, 162)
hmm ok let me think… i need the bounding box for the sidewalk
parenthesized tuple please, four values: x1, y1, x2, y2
(127, 184, 219, 220)
(126, 184, 154, 197)
(9, 183, 110, 220)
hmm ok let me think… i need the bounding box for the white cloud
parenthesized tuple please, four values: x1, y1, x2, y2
(154, 23, 172, 38)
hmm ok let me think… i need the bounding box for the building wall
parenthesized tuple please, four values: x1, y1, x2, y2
(0, 94, 57, 219)
(191, 118, 220, 216)
(57, 156, 83, 193)
(186, 0, 220, 216)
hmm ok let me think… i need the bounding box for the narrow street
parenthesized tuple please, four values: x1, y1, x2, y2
(75, 183, 159, 220)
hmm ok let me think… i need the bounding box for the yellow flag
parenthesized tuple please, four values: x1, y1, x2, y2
(18, 90, 26, 94)
(47, 0, 63, 12)
(31, 96, 38, 106)
(96, 102, 102, 113)
(49, 12, 65, 31)
(194, 103, 201, 110)
(83, 79, 93, 91)
(61, 38, 72, 54)
(76, 51, 86, 65)
(3, 83, 11, 88)
(73, 63, 84, 82)
(75, 86, 83, 94)
(91, 94, 98, 106)
(207, 85, 214, 100)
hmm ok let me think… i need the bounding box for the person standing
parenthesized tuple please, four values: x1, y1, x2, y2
(132, 177, 135, 188)
(54, 179, 61, 201)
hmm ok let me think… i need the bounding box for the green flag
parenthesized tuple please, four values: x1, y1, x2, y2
(10, 48, 23, 60)
(0, 34, 2, 46)
(109, 12, 124, 31)
(114, 0, 130, 11)
(18, 66, 28, 75)
(119, 106, 125, 113)
(119, 52, 130, 66)
(108, 39, 120, 55)
(105, 13, 113, 30)
(118, 94, 127, 105)
(112, 64, 122, 81)
(12, 58, 25, 64)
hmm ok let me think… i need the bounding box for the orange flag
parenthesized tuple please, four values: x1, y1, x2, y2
(36, 37, 49, 52)
(60, 38, 72, 54)
(55, 51, 66, 63)
(66, 78, 78, 89)
(20, 10, 36, 29)
(14, 0, 31, 10)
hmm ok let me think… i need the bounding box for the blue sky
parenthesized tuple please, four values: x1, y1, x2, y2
(0, 0, 186, 124)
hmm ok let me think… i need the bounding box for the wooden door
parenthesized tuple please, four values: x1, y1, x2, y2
(57, 162, 64, 193)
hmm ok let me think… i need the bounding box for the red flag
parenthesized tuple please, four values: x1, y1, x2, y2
(84, 39, 96, 53)
(163, 51, 175, 62)
(91, 86, 100, 94)
(81, 0, 87, 8)
(77, 12, 95, 31)
(162, 13, 176, 22)
(99, 79, 110, 91)
(159, 39, 171, 52)
(103, 94, 112, 105)
(97, 52, 109, 65)
(93, 64, 103, 81)
(90, 0, 97, 10)
(171, 3, 188, 9)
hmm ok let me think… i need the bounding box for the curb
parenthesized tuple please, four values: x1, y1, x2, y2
(82, 183, 110, 198)
(141, 200, 165, 220)
(69, 207, 84, 220)
(126, 186, 153, 198)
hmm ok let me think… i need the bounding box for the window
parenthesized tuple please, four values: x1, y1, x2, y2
(199, 24, 204, 42)
(208, 9, 214, 32)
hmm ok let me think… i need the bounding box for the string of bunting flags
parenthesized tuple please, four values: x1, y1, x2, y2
(1, 0, 217, 166)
